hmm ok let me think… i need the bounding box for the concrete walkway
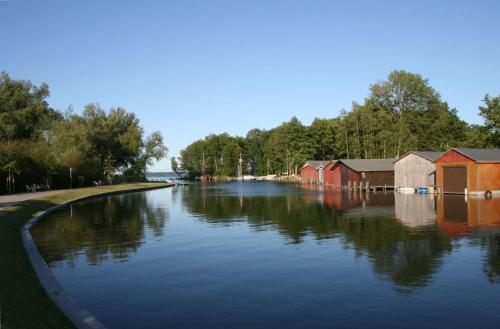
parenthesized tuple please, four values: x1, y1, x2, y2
(0, 189, 71, 210)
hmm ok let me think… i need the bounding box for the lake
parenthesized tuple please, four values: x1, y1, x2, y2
(31, 182, 500, 329)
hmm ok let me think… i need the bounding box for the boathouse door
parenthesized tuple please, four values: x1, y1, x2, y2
(443, 167, 467, 194)
(319, 168, 324, 184)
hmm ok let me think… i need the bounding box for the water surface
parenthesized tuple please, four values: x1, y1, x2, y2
(31, 182, 500, 329)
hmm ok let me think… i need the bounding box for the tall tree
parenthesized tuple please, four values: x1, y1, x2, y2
(309, 118, 336, 160)
(171, 156, 179, 173)
(179, 70, 489, 176)
(479, 94, 500, 147)
(245, 128, 269, 175)
(0, 72, 60, 141)
(82, 104, 144, 171)
(0, 73, 61, 191)
(369, 71, 440, 157)
(266, 117, 314, 175)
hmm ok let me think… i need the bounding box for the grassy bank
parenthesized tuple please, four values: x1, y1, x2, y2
(0, 183, 170, 329)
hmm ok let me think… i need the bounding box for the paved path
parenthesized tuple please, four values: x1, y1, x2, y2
(0, 184, 169, 211)
(0, 189, 71, 210)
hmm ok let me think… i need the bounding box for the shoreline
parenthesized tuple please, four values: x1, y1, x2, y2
(0, 182, 172, 329)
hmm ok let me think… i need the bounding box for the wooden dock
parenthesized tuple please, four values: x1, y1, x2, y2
(369, 185, 394, 192)
(347, 181, 394, 192)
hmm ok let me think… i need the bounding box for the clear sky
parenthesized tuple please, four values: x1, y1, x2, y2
(1, 0, 499, 171)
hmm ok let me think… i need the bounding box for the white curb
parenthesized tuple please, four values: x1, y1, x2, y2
(21, 185, 171, 329)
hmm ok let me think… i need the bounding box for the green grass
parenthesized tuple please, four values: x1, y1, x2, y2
(0, 182, 170, 329)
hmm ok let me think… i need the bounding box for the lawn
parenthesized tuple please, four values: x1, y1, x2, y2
(0, 183, 170, 329)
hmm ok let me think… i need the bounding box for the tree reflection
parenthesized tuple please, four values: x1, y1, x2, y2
(481, 235, 500, 283)
(31, 184, 500, 290)
(182, 186, 452, 290)
(31, 192, 169, 266)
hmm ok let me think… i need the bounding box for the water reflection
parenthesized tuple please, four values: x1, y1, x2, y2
(434, 195, 500, 284)
(395, 193, 436, 228)
(436, 195, 500, 237)
(27, 184, 500, 329)
(180, 183, 500, 289)
(182, 185, 452, 290)
(31, 192, 169, 266)
(32, 183, 500, 292)
(480, 235, 500, 283)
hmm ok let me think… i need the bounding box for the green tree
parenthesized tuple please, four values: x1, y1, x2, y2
(82, 104, 143, 171)
(179, 70, 490, 176)
(245, 129, 270, 175)
(309, 118, 336, 160)
(369, 71, 442, 156)
(267, 117, 314, 175)
(0, 72, 60, 141)
(103, 152, 116, 183)
(171, 156, 179, 173)
(479, 94, 500, 147)
(0, 73, 168, 192)
(48, 109, 102, 181)
(0, 73, 61, 192)
(221, 139, 241, 176)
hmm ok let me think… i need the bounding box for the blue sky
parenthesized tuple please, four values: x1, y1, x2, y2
(1, 0, 499, 171)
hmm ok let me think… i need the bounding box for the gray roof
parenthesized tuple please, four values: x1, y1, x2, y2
(394, 151, 444, 163)
(339, 158, 396, 172)
(303, 160, 333, 169)
(449, 148, 500, 163)
(413, 151, 444, 161)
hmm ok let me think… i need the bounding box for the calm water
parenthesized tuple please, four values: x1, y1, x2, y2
(31, 182, 500, 329)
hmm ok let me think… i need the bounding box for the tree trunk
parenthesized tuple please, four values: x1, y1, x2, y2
(356, 118, 361, 158)
(345, 126, 350, 159)
(396, 113, 404, 158)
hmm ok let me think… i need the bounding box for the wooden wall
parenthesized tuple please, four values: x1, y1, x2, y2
(301, 165, 318, 184)
(323, 162, 337, 186)
(394, 153, 436, 189)
(475, 164, 500, 192)
(435, 149, 500, 193)
(364, 171, 394, 186)
(326, 162, 360, 187)
(342, 164, 360, 186)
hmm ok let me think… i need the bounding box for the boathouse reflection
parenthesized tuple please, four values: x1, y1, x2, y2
(31, 184, 500, 291)
(183, 185, 451, 290)
(394, 193, 436, 229)
(436, 195, 500, 283)
(436, 195, 500, 237)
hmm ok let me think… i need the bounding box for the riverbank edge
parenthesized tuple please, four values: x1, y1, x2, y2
(3, 183, 172, 329)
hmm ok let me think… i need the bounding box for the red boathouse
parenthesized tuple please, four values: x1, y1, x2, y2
(301, 158, 395, 188)
(301, 160, 332, 184)
(327, 161, 360, 188)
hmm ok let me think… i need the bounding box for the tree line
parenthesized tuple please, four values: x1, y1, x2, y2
(180, 70, 499, 177)
(0, 72, 167, 194)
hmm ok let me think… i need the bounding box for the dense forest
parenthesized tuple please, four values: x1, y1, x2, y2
(180, 70, 499, 177)
(0, 72, 167, 193)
